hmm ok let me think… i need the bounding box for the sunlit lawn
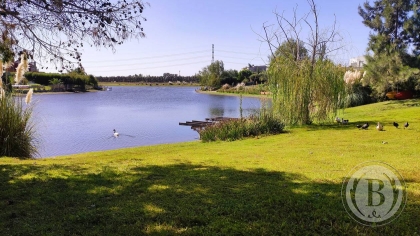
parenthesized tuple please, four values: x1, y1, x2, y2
(0, 99, 419, 235)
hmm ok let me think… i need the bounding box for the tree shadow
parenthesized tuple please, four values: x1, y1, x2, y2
(0, 163, 418, 235)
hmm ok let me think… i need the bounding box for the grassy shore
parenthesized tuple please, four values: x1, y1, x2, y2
(99, 82, 200, 87)
(1, 100, 420, 235)
(195, 89, 269, 98)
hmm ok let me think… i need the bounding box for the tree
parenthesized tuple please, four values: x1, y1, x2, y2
(0, 0, 148, 71)
(221, 69, 239, 85)
(69, 65, 87, 75)
(270, 39, 309, 63)
(258, 0, 345, 125)
(238, 69, 252, 83)
(49, 78, 63, 92)
(198, 60, 224, 89)
(359, 0, 420, 97)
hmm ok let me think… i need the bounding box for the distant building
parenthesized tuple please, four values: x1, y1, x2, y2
(163, 73, 178, 78)
(248, 64, 267, 73)
(6, 60, 39, 73)
(349, 56, 366, 69)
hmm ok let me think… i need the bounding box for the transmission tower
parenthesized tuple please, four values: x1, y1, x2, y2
(212, 44, 214, 63)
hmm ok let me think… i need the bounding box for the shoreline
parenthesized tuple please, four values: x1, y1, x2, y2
(13, 89, 101, 96)
(99, 82, 200, 87)
(195, 89, 271, 98)
(34, 90, 100, 95)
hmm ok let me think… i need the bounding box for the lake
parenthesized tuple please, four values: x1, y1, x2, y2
(32, 86, 264, 157)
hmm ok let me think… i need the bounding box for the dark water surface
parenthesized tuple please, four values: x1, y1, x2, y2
(32, 86, 263, 157)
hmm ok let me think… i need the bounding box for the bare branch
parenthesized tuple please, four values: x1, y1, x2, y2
(0, 0, 148, 71)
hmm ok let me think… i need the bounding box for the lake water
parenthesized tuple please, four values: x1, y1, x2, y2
(32, 86, 264, 157)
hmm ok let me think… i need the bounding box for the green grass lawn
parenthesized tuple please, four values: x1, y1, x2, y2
(1, 99, 420, 235)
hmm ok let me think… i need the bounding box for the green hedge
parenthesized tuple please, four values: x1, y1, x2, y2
(25, 72, 98, 90)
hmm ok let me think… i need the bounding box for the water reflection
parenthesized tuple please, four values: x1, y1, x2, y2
(32, 86, 263, 157)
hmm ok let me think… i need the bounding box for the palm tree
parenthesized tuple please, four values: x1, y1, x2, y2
(49, 78, 62, 92)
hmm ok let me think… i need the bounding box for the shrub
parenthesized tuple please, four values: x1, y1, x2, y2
(0, 93, 37, 158)
(221, 83, 231, 90)
(344, 83, 373, 108)
(200, 110, 284, 142)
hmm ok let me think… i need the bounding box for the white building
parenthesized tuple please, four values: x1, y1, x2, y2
(349, 56, 366, 68)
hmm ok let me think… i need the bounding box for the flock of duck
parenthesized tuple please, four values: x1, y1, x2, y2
(335, 117, 409, 131)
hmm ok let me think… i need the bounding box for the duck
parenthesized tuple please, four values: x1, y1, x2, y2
(335, 117, 341, 124)
(404, 122, 409, 129)
(393, 122, 399, 128)
(113, 129, 119, 137)
(376, 122, 383, 131)
(361, 123, 369, 130)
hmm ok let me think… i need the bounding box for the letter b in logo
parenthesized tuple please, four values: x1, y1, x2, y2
(366, 179, 385, 207)
(342, 162, 406, 226)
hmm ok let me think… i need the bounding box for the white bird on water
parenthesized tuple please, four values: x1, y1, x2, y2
(113, 129, 119, 137)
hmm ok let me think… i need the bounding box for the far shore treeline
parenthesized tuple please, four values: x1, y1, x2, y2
(96, 75, 199, 83)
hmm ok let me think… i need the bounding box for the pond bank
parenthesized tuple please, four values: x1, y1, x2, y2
(195, 89, 271, 98)
(99, 82, 200, 87)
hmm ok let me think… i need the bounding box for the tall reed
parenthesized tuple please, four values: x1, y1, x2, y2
(0, 53, 37, 158)
(0, 92, 38, 158)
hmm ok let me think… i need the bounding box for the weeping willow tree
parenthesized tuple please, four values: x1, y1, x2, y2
(258, 0, 346, 125)
(268, 57, 345, 125)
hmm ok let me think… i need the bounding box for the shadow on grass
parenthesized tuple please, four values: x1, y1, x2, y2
(0, 163, 418, 235)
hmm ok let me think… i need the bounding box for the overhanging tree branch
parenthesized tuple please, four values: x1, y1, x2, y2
(0, 0, 148, 72)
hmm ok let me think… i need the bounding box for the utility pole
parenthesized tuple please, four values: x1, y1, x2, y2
(212, 44, 214, 63)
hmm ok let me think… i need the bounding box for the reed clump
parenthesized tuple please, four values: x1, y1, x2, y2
(200, 109, 284, 142)
(0, 92, 37, 158)
(0, 53, 37, 158)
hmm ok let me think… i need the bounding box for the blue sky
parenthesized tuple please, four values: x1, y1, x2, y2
(75, 0, 371, 77)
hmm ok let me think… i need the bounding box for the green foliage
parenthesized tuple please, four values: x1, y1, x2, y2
(0, 38, 15, 63)
(359, 0, 420, 97)
(25, 72, 98, 91)
(69, 66, 87, 75)
(344, 84, 372, 108)
(238, 69, 252, 82)
(198, 60, 224, 89)
(220, 69, 239, 85)
(49, 78, 63, 92)
(49, 78, 62, 85)
(268, 57, 345, 125)
(270, 38, 308, 63)
(249, 71, 267, 84)
(88, 74, 99, 88)
(200, 108, 284, 142)
(0, 93, 37, 158)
